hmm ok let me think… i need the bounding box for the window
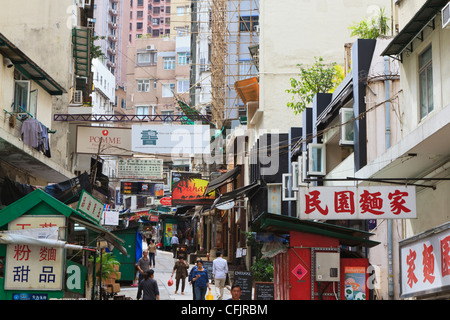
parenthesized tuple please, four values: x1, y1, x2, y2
(162, 109, 174, 123)
(152, 18, 159, 25)
(14, 80, 30, 112)
(308, 143, 326, 176)
(137, 79, 150, 92)
(178, 52, 189, 65)
(419, 46, 433, 119)
(137, 0, 143, 6)
(176, 6, 184, 16)
(339, 108, 354, 145)
(239, 16, 259, 32)
(282, 174, 296, 201)
(177, 79, 189, 93)
(136, 22, 143, 30)
(137, 11, 143, 18)
(136, 105, 149, 119)
(162, 83, 175, 97)
(137, 52, 156, 64)
(163, 57, 175, 70)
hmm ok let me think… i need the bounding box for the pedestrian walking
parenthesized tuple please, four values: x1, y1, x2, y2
(171, 234, 179, 258)
(191, 259, 210, 300)
(148, 239, 157, 267)
(171, 257, 189, 295)
(212, 251, 228, 300)
(188, 257, 201, 300)
(136, 250, 151, 284)
(136, 270, 160, 300)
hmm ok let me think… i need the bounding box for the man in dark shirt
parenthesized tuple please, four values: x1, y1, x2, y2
(137, 270, 160, 300)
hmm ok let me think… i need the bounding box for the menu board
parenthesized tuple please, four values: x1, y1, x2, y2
(233, 271, 252, 300)
(254, 282, 274, 300)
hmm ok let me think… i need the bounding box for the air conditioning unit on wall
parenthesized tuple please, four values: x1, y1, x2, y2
(442, 2, 450, 29)
(146, 197, 154, 206)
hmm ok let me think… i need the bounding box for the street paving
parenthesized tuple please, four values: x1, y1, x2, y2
(117, 249, 232, 300)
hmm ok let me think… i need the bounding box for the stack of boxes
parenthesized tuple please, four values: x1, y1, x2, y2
(104, 264, 121, 294)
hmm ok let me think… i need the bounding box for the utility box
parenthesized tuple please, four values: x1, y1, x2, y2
(315, 252, 340, 281)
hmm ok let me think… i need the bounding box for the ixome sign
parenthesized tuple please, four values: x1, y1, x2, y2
(298, 186, 416, 220)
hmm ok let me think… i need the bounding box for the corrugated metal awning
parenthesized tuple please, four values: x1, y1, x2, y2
(381, 0, 447, 59)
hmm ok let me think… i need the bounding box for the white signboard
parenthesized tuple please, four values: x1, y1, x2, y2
(5, 216, 66, 291)
(298, 186, 416, 220)
(76, 126, 132, 156)
(132, 124, 211, 155)
(76, 190, 104, 224)
(102, 210, 119, 226)
(400, 224, 450, 298)
(117, 158, 163, 180)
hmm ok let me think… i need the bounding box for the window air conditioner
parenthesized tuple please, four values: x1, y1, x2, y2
(253, 25, 260, 33)
(73, 90, 83, 104)
(146, 45, 155, 51)
(146, 197, 154, 206)
(442, 2, 450, 29)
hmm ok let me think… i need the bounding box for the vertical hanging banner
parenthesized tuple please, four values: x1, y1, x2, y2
(298, 186, 416, 220)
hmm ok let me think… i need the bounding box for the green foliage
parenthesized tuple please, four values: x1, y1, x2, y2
(91, 35, 106, 60)
(250, 258, 273, 282)
(349, 8, 390, 39)
(244, 232, 273, 282)
(89, 251, 120, 280)
(286, 57, 339, 115)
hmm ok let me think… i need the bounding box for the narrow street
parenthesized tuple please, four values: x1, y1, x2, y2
(117, 249, 232, 301)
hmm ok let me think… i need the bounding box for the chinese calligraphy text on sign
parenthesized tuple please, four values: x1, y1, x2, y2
(298, 186, 416, 220)
(400, 225, 450, 298)
(5, 216, 65, 291)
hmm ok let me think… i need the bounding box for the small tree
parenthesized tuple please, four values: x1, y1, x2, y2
(349, 8, 390, 39)
(286, 57, 340, 115)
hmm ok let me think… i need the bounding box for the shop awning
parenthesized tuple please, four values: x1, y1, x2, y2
(213, 181, 260, 207)
(204, 165, 241, 195)
(235, 77, 259, 105)
(252, 212, 380, 248)
(0, 33, 66, 95)
(381, 0, 447, 59)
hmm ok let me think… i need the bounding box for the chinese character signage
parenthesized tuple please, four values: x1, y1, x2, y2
(77, 190, 104, 224)
(298, 186, 416, 220)
(5, 216, 66, 291)
(400, 224, 450, 298)
(117, 158, 163, 180)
